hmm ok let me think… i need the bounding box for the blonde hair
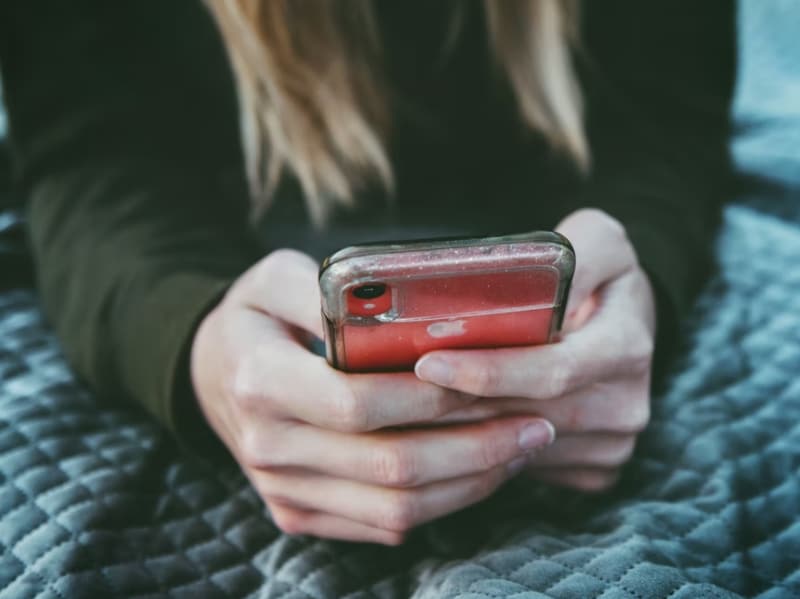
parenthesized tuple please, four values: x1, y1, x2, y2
(207, 0, 587, 224)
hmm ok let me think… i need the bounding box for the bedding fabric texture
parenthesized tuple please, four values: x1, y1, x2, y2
(1, 199, 799, 599)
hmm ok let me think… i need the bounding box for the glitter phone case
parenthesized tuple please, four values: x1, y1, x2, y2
(319, 231, 575, 371)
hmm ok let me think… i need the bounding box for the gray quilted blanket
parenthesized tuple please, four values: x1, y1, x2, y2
(1, 197, 799, 599)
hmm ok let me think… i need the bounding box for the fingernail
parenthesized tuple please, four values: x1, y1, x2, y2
(518, 420, 556, 451)
(415, 357, 453, 386)
(507, 456, 528, 476)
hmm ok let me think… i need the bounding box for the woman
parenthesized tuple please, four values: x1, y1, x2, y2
(1, 0, 734, 545)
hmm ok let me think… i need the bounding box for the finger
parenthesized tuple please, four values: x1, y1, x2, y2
(416, 270, 654, 399)
(269, 502, 405, 545)
(526, 433, 637, 468)
(415, 325, 651, 401)
(253, 464, 515, 533)
(531, 380, 650, 434)
(555, 208, 637, 318)
(235, 339, 476, 432)
(238, 248, 323, 339)
(245, 416, 555, 487)
(430, 377, 651, 435)
(526, 467, 621, 493)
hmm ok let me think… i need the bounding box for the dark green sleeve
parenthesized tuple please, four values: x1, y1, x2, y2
(0, 0, 261, 450)
(577, 0, 736, 365)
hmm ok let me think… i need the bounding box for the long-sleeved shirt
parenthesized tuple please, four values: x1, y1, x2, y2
(0, 0, 736, 451)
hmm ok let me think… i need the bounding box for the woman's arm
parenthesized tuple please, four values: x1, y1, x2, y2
(0, 0, 261, 448)
(415, 0, 737, 492)
(2, 2, 558, 544)
(579, 0, 736, 359)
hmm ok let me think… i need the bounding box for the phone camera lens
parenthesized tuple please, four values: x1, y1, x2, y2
(352, 283, 387, 300)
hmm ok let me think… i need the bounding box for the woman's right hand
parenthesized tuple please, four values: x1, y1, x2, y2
(190, 249, 555, 545)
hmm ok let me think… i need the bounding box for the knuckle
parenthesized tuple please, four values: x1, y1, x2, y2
(619, 397, 651, 434)
(429, 388, 469, 418)
(239, 430, 266, 468)
(371, 445, 418, 487)
(566, 403, 587, 432)
(598, 213, 637, 264)
(270, 505, 308, 536)
(329, 389, 369, 433)
(226, 360, 263, 414)
(471, 363, 501, 396)
(596, 437, 637, 468)
(266, 247, 299, 263)
(619, 234, 638, 266)
(420, 388, 453, 420)
(573, 208, 611, 227)
(544, 352, 577, 398)
(261, 248, 303, 275)
(382, 531, 407, 546)
(239, 430, 286, 470)
(477, 467, 506, 498)
(254, 251, 284, 289)
(622, 329, 654, 373)
(252, 473, 280, 502)
(576, 469, 620, 493)
(578, 209, 627, 239)
(552, 367, 574, 397)
(253, 249, 316, 296)
(473, 433, 509, 471)
(380, 493, 417, 532)
(631, 347, 654, 376)
(615, 437, 637, 465)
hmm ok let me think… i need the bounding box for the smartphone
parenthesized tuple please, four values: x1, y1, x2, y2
(319, 231, 575, 372)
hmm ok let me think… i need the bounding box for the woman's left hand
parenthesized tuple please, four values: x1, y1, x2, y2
(415, 208, 657, 492)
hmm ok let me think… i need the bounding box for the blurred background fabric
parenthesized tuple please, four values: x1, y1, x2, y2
(732, 0, 800, 189)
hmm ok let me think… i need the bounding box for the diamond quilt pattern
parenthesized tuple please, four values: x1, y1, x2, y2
(1, 201, 799, 598)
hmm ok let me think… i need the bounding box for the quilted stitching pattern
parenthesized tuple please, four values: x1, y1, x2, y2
(0, 295, 281, 598)
(1, 202, 799, 599)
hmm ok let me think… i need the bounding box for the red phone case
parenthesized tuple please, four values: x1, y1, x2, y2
(319, 231, 574, 371)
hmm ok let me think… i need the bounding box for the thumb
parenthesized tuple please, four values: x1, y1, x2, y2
(555, 209, 638, 329)
(233, 248, 324, 340)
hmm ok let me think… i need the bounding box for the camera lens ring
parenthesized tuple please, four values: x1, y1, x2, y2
(352, 283, 387, 300)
